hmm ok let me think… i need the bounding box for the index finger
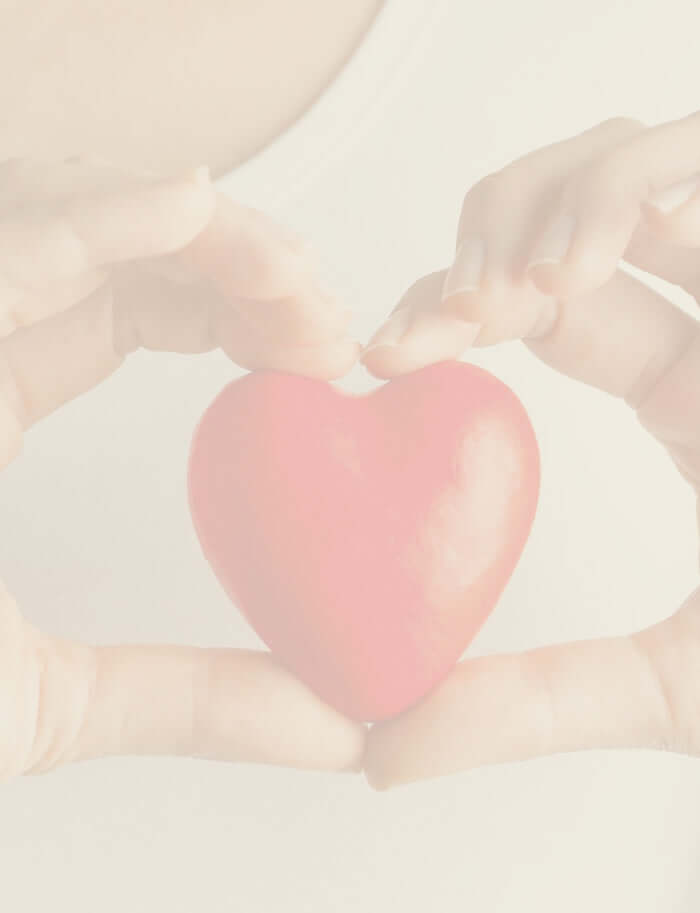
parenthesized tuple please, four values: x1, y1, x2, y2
(36, 640, 365, 775)
(365, 267, 700, 486)
(172, 195, 321, 302)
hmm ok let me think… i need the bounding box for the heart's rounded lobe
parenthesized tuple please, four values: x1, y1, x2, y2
(188, 361, 539, 721)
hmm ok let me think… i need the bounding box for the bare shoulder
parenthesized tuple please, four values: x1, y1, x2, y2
(0, 0, 383, 175)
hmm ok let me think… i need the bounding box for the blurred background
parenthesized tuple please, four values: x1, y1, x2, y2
(1, 0, 699, 909)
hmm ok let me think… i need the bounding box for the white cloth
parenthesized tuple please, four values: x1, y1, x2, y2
(2, 1, 700, 911)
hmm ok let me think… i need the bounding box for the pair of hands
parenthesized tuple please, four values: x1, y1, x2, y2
(1, 113, 699, 787)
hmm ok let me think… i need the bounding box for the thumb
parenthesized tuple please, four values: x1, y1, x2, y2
(364, 588, 700, 790)
(63, 643, 366, 773)
(7, 621, 365, 778)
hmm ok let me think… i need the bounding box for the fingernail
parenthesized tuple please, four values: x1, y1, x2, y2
(442, 237, 485, 300)
(526, 212, 575, 272)
(648, 174, 700, 214)
(361, 307, 415, 357)
(406, 312, 482, 357)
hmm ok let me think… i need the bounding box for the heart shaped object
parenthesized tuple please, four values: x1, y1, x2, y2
(188, 361, 539, 721)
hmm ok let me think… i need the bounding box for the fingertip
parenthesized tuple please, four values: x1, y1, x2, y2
(364, 767, 395, 792)
(232, 290, 353, 348)
(359, 345, 416, 379)
(307, 715, 366, 774)
(340, 724, 369, 775)
(313, 339, 363, 380)
(345, 750, 366, 775)
(361, 312, 480, 378)
(228, 337, 362, 382)
(292, 687, 369, 774)
(362, 738, 393, 791)
(363, 725, 413, 791)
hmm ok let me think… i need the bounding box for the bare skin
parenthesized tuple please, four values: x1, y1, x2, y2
(0, 0, 384, 175)
(0, 0, 383, 776)
(363, 114, 700, 788)
(0, 159, 363, 778)
(2, 1, 700, 784)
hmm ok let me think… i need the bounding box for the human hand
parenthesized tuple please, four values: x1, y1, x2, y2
(0, 157, 364, 779)
(362, 113, 700, 788)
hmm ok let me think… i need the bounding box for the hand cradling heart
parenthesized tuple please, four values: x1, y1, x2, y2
(188, 361, 539, 721)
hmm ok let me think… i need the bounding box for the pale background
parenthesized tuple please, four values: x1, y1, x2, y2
(1, 0, 700, 910)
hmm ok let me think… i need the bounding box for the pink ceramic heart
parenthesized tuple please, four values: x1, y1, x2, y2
(188, 361, 539, 721)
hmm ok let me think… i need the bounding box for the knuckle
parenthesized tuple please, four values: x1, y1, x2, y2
(24, 636, 96, 775)
(574, 161, 610, 199)
(568, 153, 638, 208)
(479, 169, 522, 204)
(461, 173, 499, 213)
(188, 652, 211, 756)
(633, 632, 681, 753)
(567, 124, 648, 205)
(459, 169, 524, 231)
(631, 329, 699, 423)
(489, 166, 526, 203)
(636, 601, 700, 758)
